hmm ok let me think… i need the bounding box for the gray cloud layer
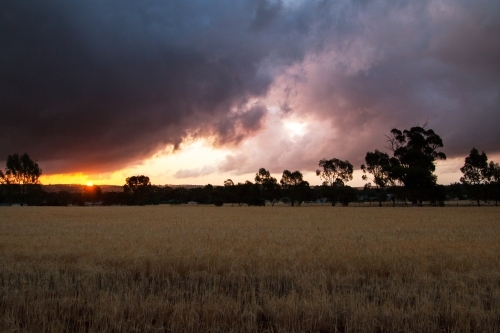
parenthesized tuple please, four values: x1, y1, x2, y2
(1, 0, 499, 174)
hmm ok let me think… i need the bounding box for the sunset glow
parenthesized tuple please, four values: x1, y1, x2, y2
(2, 0, 499, 187)
(35, 124, 500, 187)
(40, 172, 126, 186)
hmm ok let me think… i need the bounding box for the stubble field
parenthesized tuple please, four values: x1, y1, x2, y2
(0, 206, 499, 332)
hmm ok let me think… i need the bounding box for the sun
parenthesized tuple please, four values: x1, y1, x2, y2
(87, 181, 93, 186)
(283, 121, 306, 136)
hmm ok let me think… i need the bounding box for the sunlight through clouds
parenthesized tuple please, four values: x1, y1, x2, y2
(10, 0, 499, 186)
(283, 121, 306, 137)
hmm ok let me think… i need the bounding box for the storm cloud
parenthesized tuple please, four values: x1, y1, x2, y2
(1, 0, 499, 176)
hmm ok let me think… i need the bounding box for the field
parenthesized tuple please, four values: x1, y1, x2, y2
(1, 206, 499, 332)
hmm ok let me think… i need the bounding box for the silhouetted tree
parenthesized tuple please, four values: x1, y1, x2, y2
(211, 185, 226, 204)
(124, 175, 151, 205)
(204, 184, 214, 203)
(233, 183, 246, 206)
(280, 170, 306, 206)
(447, 182, 467, 200)
(189, 187, 208, 203)
(361, 150, 392, 207)
(386, 126, 446, 206)
(43, 190, 72, 206)
(460, 148, 489, 206)
(223, 179, 237, 204)
(0, 153, 42, 205)
(102, 191, 129, 206)
(316, 158, 353, 206)
(429, 185, 446, 206)
(147, 185, 164, 205)
(337, 186, 357, 206)
(241, 181, 262, 206)
(255, 168, 279, 205)
(315, 183, 332, 204)
(488, 161, 500, 206)
(171, 187, 190, 203)
(0, 171, 7, 204)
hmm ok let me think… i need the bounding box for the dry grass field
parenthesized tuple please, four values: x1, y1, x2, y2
(1, 206, 499, 332)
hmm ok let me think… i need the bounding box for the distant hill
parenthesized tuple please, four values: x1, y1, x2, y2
(164, 184, 205, 189)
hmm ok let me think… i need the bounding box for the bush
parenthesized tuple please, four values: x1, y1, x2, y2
(213, 198, 224, 207)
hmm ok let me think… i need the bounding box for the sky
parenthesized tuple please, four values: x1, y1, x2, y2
(1, 0, 499, 187)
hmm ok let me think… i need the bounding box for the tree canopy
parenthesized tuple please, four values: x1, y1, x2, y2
(124, 175, 151, 193)
(460, 148, 491, 206)
(280, 170, 308, 206)
(0, 153, 42, 205)
(255, 168, 278, 204)
(386, 126, 446, 205)
(361, 150, 392, 206)
(124, 175, 151, 205)
(316, 158, 353, 205)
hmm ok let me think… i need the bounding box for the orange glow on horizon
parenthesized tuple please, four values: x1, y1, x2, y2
(39, 172, 125, 186)
(38, 138, 234, 186)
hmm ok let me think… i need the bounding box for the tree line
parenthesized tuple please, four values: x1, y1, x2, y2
(1, 126, 499, 206)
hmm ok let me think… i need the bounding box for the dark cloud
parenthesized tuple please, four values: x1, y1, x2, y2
(214, 104, 267, 145)
(276, 0, 500, 169)
(0, 0, 315, 173)
(1, 0, 499, 176)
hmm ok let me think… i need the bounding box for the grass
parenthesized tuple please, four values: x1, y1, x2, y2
(1, 206, 499, 332)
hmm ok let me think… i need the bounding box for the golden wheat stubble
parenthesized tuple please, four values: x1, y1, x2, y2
(0, 206, 499, 332)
